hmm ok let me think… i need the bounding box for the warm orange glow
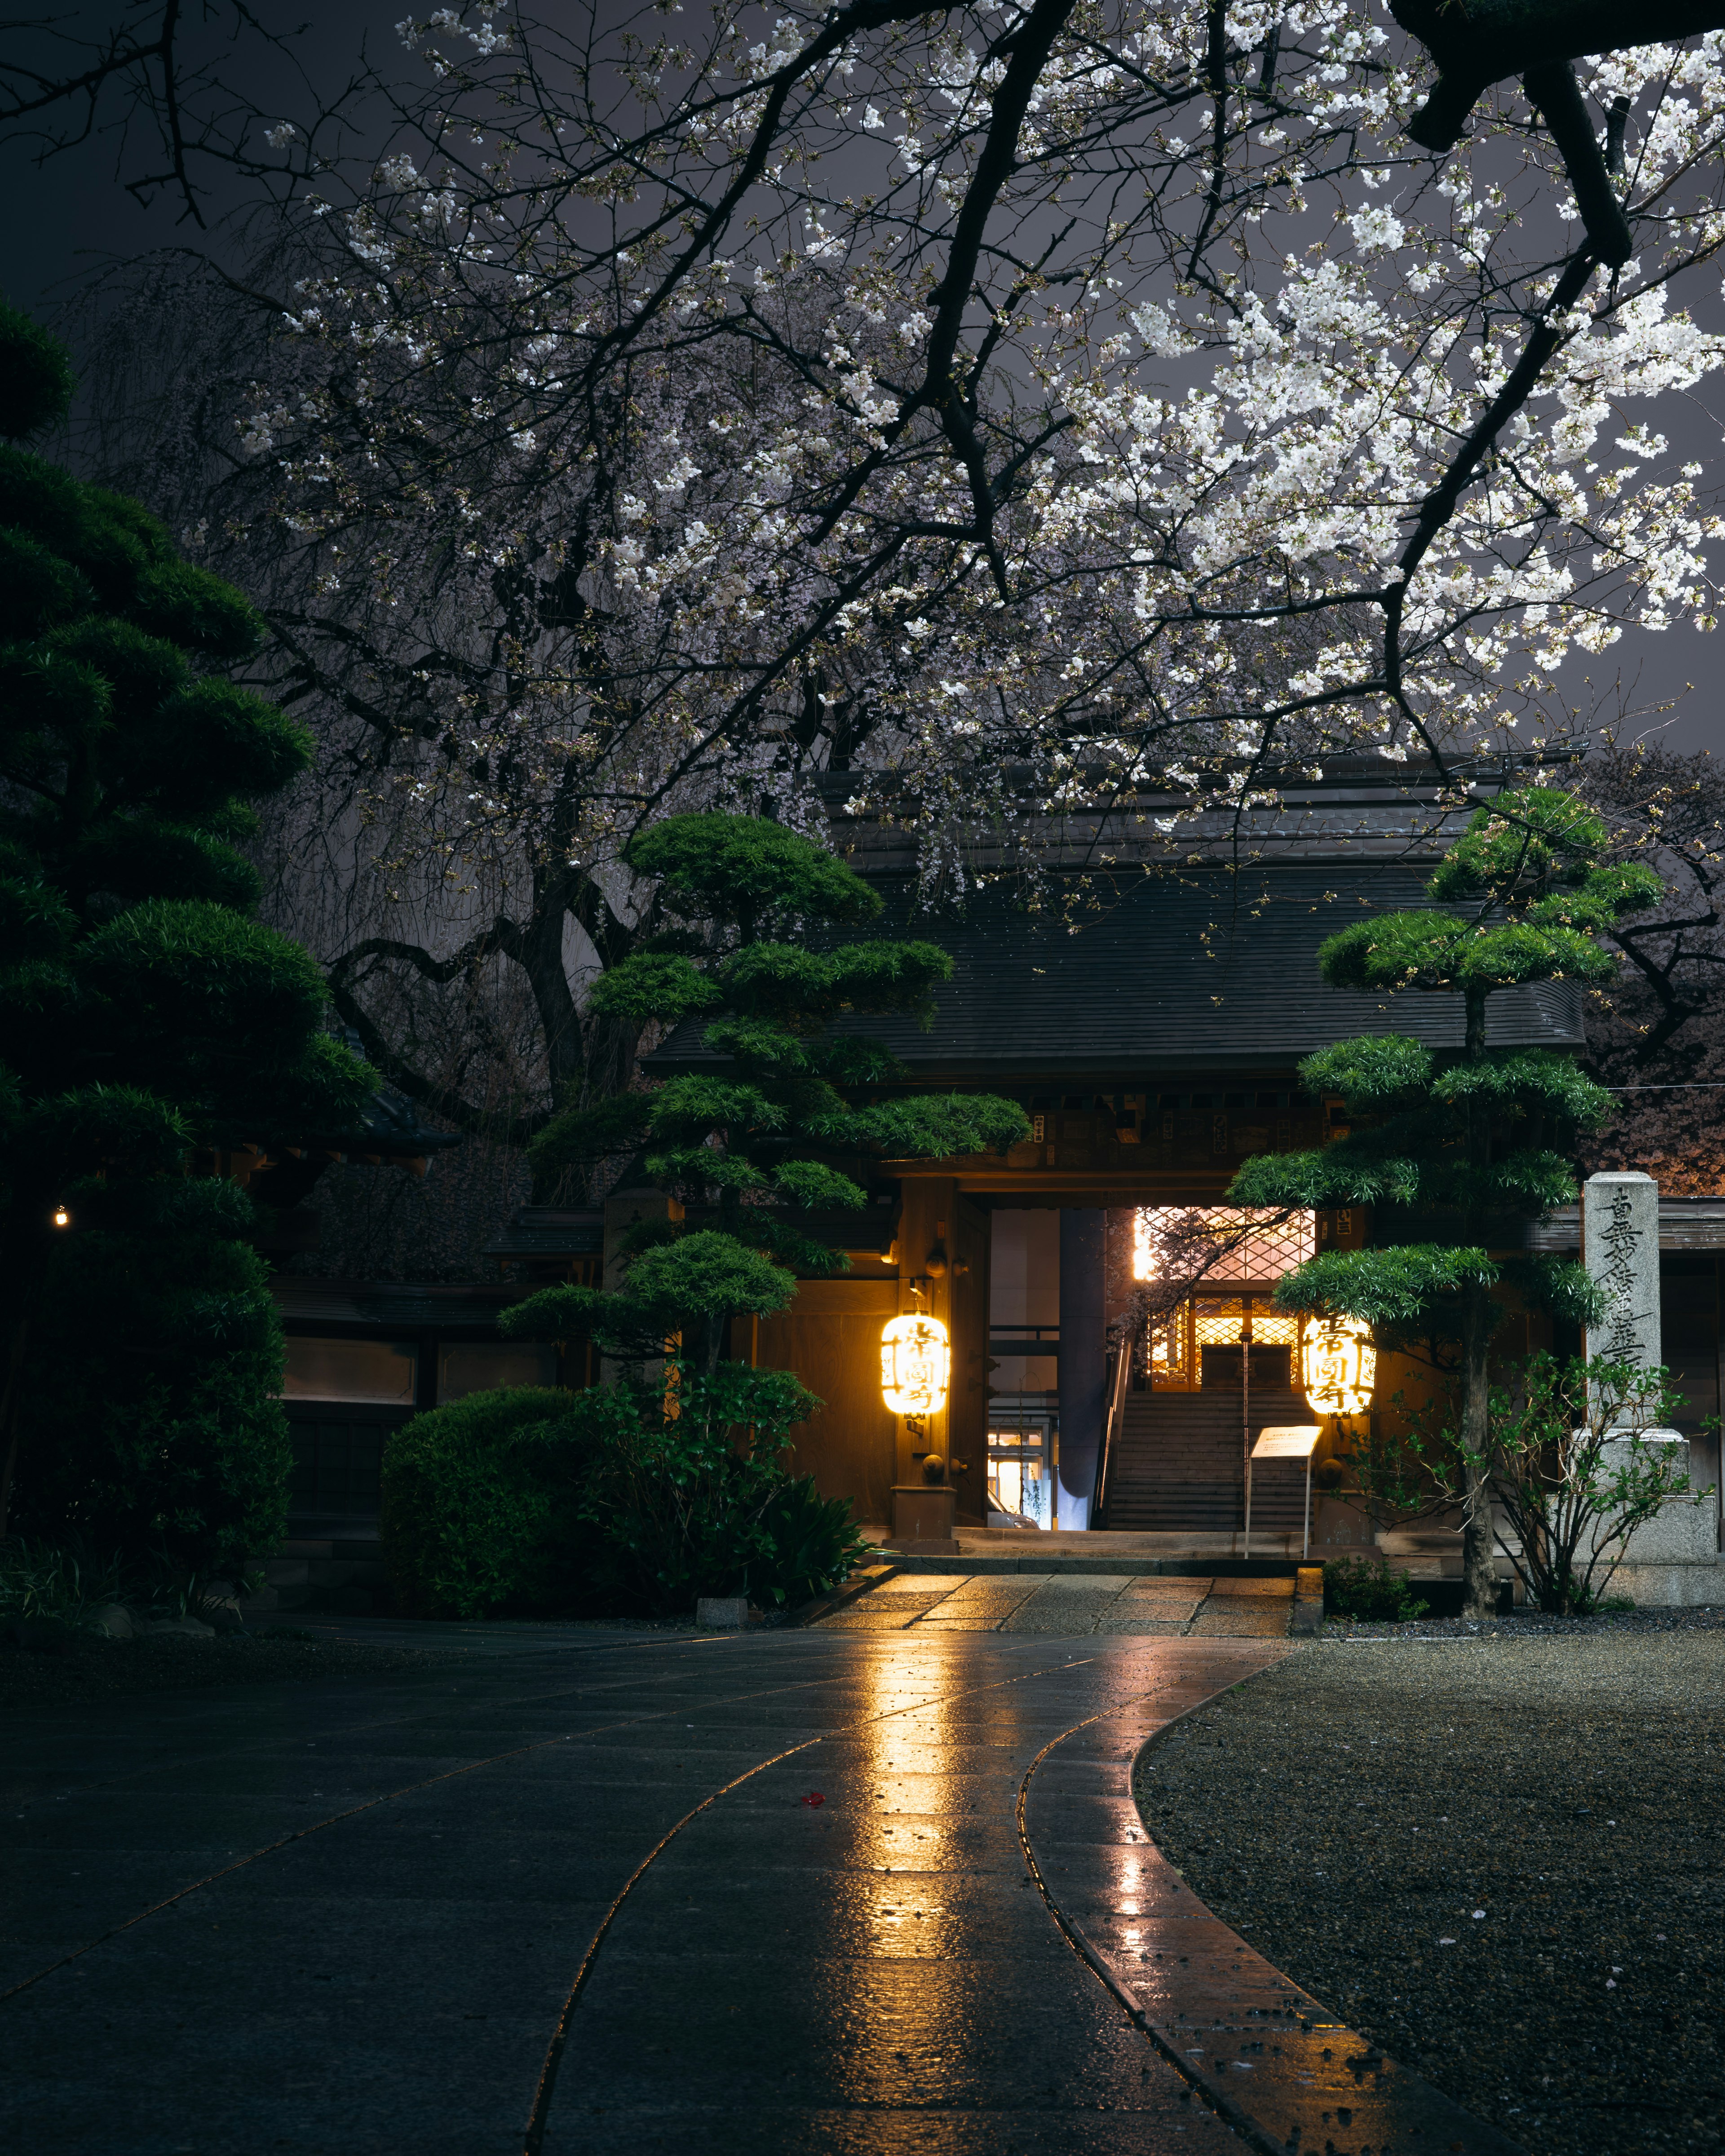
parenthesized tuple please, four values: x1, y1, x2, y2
(51, 1205, 69, 1228)
(1301, 1313, 1376, 1417)
(880, 1313, 950, 1417)
(1133, 1206, 1315, 1282)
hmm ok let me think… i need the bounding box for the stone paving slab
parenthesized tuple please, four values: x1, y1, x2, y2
(1005, 1585, 1143, 1633)
(0, 1618, 1518, 2156)
(0, 1629, 1248, 2153)
(926, 1579, 1047, 1601)
(818, 1570, 1300, 1638)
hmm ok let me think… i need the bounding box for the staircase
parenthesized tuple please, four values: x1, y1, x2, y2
(1101, 1387, 1311, 1534)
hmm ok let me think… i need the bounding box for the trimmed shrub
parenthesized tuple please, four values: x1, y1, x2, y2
(0, 303, 373, 1573)
(381, 1366, 868, 1622)
(380, 1388, 613, 1619)
(1322, 1556, 1430, 1622)
(575, 1364, 826, 1615)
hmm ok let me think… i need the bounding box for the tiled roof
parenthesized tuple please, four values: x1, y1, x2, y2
(646, 865, 1586, 1081)
(484, 1207, 606, 1259)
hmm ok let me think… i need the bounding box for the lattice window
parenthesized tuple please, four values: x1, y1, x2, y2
(1147, 1308, 1192, 1382)
(1194, 1298, 1248, 1346)
(1132, 1206, 1315, 1285)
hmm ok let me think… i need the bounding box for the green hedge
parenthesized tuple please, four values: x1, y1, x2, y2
(380, 1387, 614, 1620)
(381, 1370, 870, 1621)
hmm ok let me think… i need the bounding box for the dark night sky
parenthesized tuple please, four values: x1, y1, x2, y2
(2, 4, 1719, 762)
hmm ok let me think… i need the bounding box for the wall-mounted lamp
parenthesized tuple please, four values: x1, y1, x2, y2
(880, 1312, 951, 1418)
(1300, 1313, 1376, 1418)
(51, 1204, 70, 1229)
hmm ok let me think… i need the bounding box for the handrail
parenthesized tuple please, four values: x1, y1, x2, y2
(1090, 1334, 1134, 1529)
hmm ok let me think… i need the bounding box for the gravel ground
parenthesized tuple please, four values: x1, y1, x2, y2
(1323, 1606, 1725, 1641)
(1134, 1632, 1725, 2156)
(0, 1630, 468, 1707)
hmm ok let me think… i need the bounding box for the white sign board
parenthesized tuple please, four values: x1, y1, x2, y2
(1252, 1424, 1322, 1460)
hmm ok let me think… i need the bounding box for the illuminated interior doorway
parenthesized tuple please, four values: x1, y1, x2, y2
(986, 1413, 1054, 1528)
(1135, 1209, 1314, 1391)
(988, 1211, 1060, 1526)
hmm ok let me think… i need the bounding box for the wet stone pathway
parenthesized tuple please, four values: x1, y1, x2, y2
(819, 1572, 1302, 1637)
(1, 1623, 1512, 2156)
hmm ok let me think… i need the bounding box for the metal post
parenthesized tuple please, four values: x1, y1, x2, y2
(1241, 1298, 1251, 1553)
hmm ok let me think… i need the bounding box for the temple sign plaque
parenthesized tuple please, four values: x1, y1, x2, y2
(1246, 1423, 1323, 1561)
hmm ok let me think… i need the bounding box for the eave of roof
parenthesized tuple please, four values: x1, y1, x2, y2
(484, 1206, 606, 1259)
(272, 1278, 531, 1330)
(1526, 1197, 1725, 1251)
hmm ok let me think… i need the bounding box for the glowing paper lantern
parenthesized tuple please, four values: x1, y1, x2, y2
(880, 1313, 951, 1418)
(1300, 1314, 1376, 1418)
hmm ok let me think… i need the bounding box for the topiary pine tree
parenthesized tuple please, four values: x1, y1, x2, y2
(501, 812, 1028, 1371)
(0, 302, 374, 1570)
(1230, 786, 1660, 1617)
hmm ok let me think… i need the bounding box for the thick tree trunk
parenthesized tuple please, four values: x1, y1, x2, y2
(523, 862, 646, 1203)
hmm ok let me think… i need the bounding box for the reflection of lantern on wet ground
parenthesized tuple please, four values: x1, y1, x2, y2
(1300, 1313, 1376, 1417)
(880, 1313, 951, 1418)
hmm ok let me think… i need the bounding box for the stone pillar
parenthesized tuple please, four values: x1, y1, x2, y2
(1582, 1171, 1661, 1390)
(1058, 1210, 1106, 1530)
(1582, 1171, 1719, 1603)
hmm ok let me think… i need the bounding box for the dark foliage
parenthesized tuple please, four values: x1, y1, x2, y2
(1235, 786, 1654, 1615)
(380, 1387, 614, 1621)
(0, 302, 373, 1568)
(505, 811, 1025, 1368)
(381, 1365, 865, 1620)
(1322, 1556, 1430, 1622)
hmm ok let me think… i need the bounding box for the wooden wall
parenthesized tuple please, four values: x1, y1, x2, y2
(755, 1278, 900, 1529)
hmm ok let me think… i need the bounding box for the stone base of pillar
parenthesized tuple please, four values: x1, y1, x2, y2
(887, 1485, 957, 1551)
(1593, 1433, 1721, 1605)
(1603, 1432, 1718, 1560)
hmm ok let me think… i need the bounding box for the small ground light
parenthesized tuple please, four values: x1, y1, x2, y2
(52, 1204, 69, 1228)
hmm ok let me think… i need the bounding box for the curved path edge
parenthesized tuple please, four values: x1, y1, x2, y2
(1022, 1690, 1526, 2156)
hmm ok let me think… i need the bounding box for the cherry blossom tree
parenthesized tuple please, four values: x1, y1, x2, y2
(90, 0, 1725, 1153)
(230, 3, 1725, 800)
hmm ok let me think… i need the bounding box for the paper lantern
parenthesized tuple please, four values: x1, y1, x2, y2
(880, 1313, 951, 1418)
(1300, 1313, 1376, 1418)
